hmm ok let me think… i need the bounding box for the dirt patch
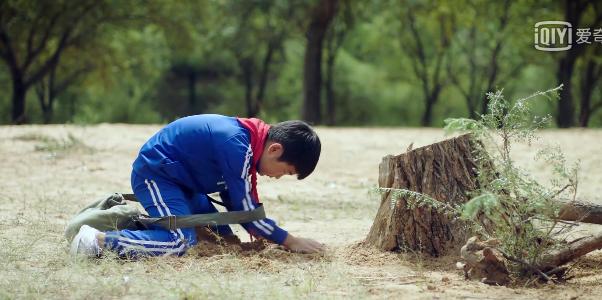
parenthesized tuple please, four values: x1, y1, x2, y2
(340, 242, 405, 266)
(190, 238, 271, 257)
(187, 226, 271, 257)
(566, 251, 602, 281)
(189, 227, 328, 265)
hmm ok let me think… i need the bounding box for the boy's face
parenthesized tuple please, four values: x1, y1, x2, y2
(258, 142, 297, 179)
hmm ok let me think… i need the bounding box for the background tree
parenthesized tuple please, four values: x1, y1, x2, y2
(226, 1, 295, 117)
(302, 0, 339, 124)
(555, 0, 601, 128)
(145, 0, 221, 120)
(323, 0, 354, 126)
(446, 0, 526, 118)
(578, 45, 602, 127)
(398, 0, 453, 126)
(574, 2, 602, 128)
(33, 40, 98, 123)
(0, 1, 601, 127)
(0, 0, 143, 124)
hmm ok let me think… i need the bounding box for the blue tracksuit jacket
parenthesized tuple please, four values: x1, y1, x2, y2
(104, 114, 288, 257)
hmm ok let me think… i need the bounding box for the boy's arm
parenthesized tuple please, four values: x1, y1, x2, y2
(219, 188, 324, 252)
(216, 134, 289, 245)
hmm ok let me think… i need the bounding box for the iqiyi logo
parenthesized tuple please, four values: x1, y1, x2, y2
(534, 21, 572, 51)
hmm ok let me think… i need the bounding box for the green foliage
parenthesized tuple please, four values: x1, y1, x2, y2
(0, 1, 600, 125)
(445, 85, 581, 277)
(461, 193, 500, 220)
(377, 85, 580, 280)
(377, 187, 455, 213)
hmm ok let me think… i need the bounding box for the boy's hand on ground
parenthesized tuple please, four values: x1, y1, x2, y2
(282, 234, 325, 254)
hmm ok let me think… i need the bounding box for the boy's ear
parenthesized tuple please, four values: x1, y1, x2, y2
(267, 142, 284, 155)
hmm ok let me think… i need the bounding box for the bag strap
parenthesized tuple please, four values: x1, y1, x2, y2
(138, 205, 265, 230)
(122, 193, 226, 206)
(120, 193, 264, 230)
(122, 193, 137, 201)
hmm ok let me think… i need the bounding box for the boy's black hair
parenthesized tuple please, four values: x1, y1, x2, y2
(267, 120, 321, 180)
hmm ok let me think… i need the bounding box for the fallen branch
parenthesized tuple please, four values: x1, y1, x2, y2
(539, 231, 602, 270)
(460, 233, 602, 285)
(557, 200, 602, 225)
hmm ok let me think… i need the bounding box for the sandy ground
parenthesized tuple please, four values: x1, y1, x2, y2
(0, 124, 601, 299)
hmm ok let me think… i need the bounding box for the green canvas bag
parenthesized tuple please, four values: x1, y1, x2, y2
(64, 193, 266, 242)
(64, 193, 143, 242)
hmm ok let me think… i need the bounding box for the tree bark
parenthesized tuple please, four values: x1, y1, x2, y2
(302, 0, 338, 124)
(365, 134, 481, 256)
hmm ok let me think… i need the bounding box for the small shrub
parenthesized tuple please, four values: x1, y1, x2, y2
(445, 85, 580, 275)
(379, 85, 580, 280)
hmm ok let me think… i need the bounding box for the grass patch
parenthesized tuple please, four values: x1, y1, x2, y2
(13, 133, 95, 155)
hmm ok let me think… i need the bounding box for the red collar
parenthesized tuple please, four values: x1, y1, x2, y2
(236, 117, 271, 203)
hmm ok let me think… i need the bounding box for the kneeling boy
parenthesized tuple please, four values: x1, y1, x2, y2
(71, 114, 324, 258)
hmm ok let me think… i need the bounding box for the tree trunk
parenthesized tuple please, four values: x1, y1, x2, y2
(324, 50, 336, 126)
(45, 64, 57, 124)
(255, 40, 276, 117)
(555, 0, 592, 128)
(365, 134, 482, 256)
(420, 95, 435, 126)
(302, 0, 338, 124)
(42, 64, 57, 124)
(578, 56, 601, 127)
(481, 0, 511, 115)
(11, 79, 27, 124)
(239, 58, 256, 117)
(302, 20, 324, 124)
(421, 85, 443, 127)
(35, 78, 51, 124)
(557, 56, 576, 128)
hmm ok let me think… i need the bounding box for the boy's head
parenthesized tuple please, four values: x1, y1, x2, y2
(258, 120, 321, 180)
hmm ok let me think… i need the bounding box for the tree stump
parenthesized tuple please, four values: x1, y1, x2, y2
(365, 134, 481, 256)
